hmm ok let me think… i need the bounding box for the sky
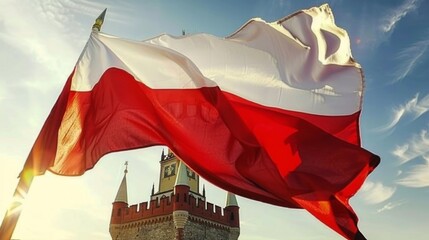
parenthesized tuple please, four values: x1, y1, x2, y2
(0, 0, 428, 239)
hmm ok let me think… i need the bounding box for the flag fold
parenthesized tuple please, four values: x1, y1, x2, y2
(24, 4, 379, 239)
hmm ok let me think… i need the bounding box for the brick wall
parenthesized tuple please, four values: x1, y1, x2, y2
(184, 219, 231, 240)
(110, 214, 239, 240)
(110, 220, 175, 240)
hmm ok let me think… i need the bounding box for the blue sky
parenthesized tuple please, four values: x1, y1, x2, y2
(0, 0, 428, 239)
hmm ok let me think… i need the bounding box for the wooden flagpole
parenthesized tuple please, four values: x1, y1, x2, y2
(0, 9, 107, 240)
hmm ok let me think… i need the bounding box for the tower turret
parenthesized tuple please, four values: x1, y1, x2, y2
(109, 162, 129, 240)
(224, 192, 240, 240)
(173, 161, 190, 240)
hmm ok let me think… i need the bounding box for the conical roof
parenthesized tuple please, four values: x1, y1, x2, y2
(174, 161, 189, 187)
(114, 163, 128, 203)
(225, 192, 238, 207)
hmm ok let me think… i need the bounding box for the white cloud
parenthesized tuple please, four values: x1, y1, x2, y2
(359, 180, 396, 204)
(0, 0, 133, 87)
(393, 128, 429, 164)
(377, 93, 429, 132)
(393, 39, 429, 82)
(352, 0, 421, 52)
(377, 201, 404, 213)
(381, 0, 420, 33)
(397, 155, 429, 187)
(376, 107, 406, 132)
(0, 0, 86, 93)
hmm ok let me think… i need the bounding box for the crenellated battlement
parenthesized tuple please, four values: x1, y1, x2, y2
(111, 188, 238, 228)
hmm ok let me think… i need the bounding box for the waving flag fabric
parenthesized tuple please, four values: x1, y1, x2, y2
(23, 4, 379, 239)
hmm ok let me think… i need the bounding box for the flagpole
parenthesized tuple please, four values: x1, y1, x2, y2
(0, 173, 34, 240)
(0, 9, 107, 240)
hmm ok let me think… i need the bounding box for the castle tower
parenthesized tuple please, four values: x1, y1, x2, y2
(109, 149, 240, 240)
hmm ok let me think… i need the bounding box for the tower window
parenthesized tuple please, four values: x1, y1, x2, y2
(164, 164, 176, 178)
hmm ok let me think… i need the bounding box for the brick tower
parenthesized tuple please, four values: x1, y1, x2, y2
(109, 149, 240, 240)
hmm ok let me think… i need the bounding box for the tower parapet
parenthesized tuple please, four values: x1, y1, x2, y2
(110, 189, 239, 228)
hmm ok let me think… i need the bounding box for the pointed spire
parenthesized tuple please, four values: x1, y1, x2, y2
(114, 162, 128, 203)
(161, 149, 165, 161)
(151, 183, 155, 196)
(202, 184, 206, 197)
(174, 161, 189, 187)
(225, 192, 238, 207)
(124, 161, 128, 174)
(92, 8, 107, 32)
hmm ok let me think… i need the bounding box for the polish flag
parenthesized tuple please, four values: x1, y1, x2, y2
(24, 4, 379, 239)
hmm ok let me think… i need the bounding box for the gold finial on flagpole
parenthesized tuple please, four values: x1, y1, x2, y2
(92, 8, 107, 32)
